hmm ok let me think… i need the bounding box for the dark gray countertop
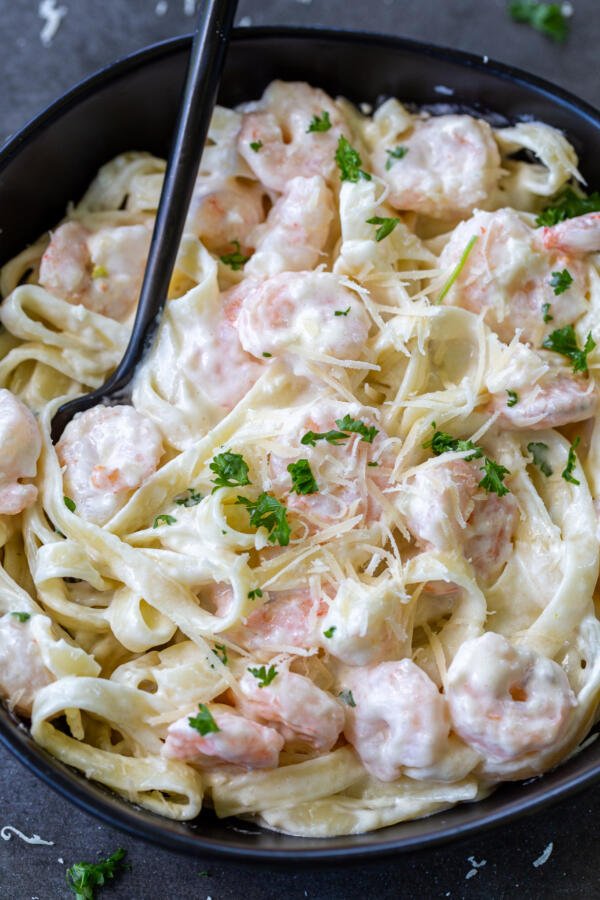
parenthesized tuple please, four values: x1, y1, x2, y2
(1, 1, 600, 897)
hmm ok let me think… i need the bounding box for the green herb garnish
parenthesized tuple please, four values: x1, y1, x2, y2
(236, 492, 291, 546)
(335, 136, 371, 183)
(509, 1, 570, 42)
(10, 612, 30, 623)
(478, 458, 510, 497)
(335, 414, 379, 444)
(66, 848, 128, 900)
(91, 264, 108, 279)
(338, 689, 356, 707)
(307, 110, 332, 133)
(542, 302, 554, 323)
(248, 588, 263, 600)
(550, 268, 573, 295)
(212, 642, 228, 665)
(366, 216, 400, 242)
(64, 496, 76, 512)
(334, 307, 351, 316)
(174, 487, 203, 507)
(249, 140, 263, 152)
(542, 325, 596, 373)
(323, 626, 336, 638)
(423, 427, 483, 460)
(262, 351, 272, 357)
(436, 235, 478, 304)
(506, 390, 519, 407)
(536, 187, 600, 227)
(220, 240, 250, 271)
(385, 145, 408, 170)
(301, 429, 349, 447)
(209, 451, 251, 490)
(287, 459, 319, 495)
(527, 441, 553, 477)
(248, 664, 278, 687)
(188, 703, 220, 736)
(152, 514, 176, 528)
(562, 436, 581, 485)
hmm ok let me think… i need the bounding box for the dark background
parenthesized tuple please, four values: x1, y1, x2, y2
(1, 1, 600, 897)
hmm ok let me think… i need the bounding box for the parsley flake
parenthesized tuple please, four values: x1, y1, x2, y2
(301, 428, 349, 447)
(562, 436, 581, 485)
(509, 1, 570, 43)
(248, 587, 263, 600)
(152, 514, 176, 528)
(64, 496, 76, 512)
(249, 140, 263, 152)
(91, 264, 108, 279)
(423, 427, 483, 460)
(335, 414, 379, 444)
(219, 240, 250, 271)
(236, 492, 291, 546)
(334, 307, 351, 316)
(367, 460, 379, 467)
(248, 664, 278, 687)
(338, 689, 356, 707)
(542, 325, 596, 373)
(366, 215, 400, 242)
(550, 268, 573, 295)
(536, 187, 600, 227)
(527, 441, 553, 477)
(323, 626, 336, 638)
(385, 145, 408, 170)
(66, 848, 128, 900)
(335, 136, 371, 183)
(506, 390, 519, 407)
(174, 487, 202, 507)
(478, 458, 510, 497)
(542, 302, 554, 323)
(209, 451, 251, 490)
(10, 611, 30, 622)
(436, 235, 478, 304)
(212, 642, 228, 665)
(262, 351, 272, 358)
(307, 110, 332, 133)
(287, 459, 319, 495)
(188, 703, 220, 735)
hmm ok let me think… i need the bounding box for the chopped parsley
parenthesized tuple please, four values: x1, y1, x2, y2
(335, 136, 371, 183)
(335, 414, 379, 443)
(209, 451, 251, 490)
(236, 492, 290, 546)
(506, 390, 519, 407)
(367, 460, 379, 467)
(212, 642, 228, 665)
(323, 626, 336, 638)
(478, 458, 510, 497)
(152, 514, 176, 528)
(262, 351, 272, 357)
(91, 264, 108, 279)
(287, 459, 319, 495)
(334, 307, 351, 316)
(307, 110, 332, 133)
(423, 427, 482, 460)
(536, 187, 600, 227)
(542, 302, 554, 323)
(249, 140, 263, 152)
(562, 436, 581, 485)
(174, 487, 203, 507)
(188, 703, 220, 735)
(550, 268, 573, 295)
(436, 235, 478, 304)
(366, 215, 400, 242)
(542, 325, 596, 373)
(248, 664, 278, 687)
(301, 428, 348, 447)
(10, 612, 30, 623)
(64, 495, 76, 512)
(385, 145, 408, 170)
(248, 587, 263, 600)
(527, 441, 553, 477)
(509, 1, 569, 42)
(66, 848, 128, 900)
(338, 689, 356, 707)
(219, 240, 250, 271)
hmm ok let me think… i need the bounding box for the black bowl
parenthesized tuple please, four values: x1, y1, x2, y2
(1, 27, 600, 862)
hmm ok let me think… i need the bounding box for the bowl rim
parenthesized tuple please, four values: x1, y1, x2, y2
(1, 25, 600, 862)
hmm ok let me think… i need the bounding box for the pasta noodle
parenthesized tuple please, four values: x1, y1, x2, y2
(1, 79, 600, 837)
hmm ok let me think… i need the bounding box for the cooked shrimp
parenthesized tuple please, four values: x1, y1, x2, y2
(343, 659, 450, 780)
(39, 220, 151, 321)
(372, 114, 502, 219)
(447, 632, 576, 763)
(163, 703, 283, 769)
(237, 665, 344, 752)
(439, 208, 589, 344)
(493, 373, 597, 430)
(231, 589, 327, 653)
(234, 271, 370, 361)
(403, 460, 518, 586)
(542, 212, 600, 255)
(267, 399, 391, 528)
(0, 389, 41, 515)
(56, 405, 163, 525)
(0, 614, 53, 714)
(238, 81, 349, 192)
(245, 176, 334, 277)
(186, 178, 266, 256)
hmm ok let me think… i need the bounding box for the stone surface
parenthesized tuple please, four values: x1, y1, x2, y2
(1, 0, 600, 897)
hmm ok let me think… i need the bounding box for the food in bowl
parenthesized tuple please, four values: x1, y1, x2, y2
(0, 79, 599, 837)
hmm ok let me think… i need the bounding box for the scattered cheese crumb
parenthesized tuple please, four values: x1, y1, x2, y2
(533, 842, 554, 868)
(238, 16, 253, 26)
(1, 825, 54, 845)
(155, 0, 168, 14)
(465, 856, 487, 879)
(58, 857, 64, 864)
(561, 2, 573, 17)
(434, 85, 455, 96)
(482, 54, 489, 64)
(38, 0, 67, 47)
(183, 0, 196, 13)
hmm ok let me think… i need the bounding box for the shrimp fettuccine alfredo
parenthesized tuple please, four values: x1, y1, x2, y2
(1, 81, 600, 837)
